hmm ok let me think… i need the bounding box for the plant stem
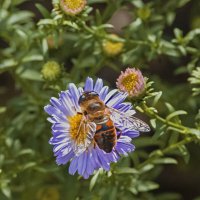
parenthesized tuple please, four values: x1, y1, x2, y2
(137, 137, 194, 169)
(141, 102, 200, 136)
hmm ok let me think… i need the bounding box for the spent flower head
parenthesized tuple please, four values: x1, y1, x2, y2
(41, 61, 61, 81)
(59, 0, 86, 16)
(102, 34, 124, 56)
(116, 68, 146, 97)
(44, 77, 149, 179)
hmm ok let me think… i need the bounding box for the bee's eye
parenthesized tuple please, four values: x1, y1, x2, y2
(78, 94, 86, 105)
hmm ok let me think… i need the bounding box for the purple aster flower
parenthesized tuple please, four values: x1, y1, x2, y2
(44, 77, 150, 179)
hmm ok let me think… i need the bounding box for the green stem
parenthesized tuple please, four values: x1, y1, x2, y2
(79, 21, 150, 46)
(141, 103, 194, 135)
(137, 137, 193, 169)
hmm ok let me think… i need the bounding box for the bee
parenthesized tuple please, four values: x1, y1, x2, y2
(73, 91, 150, 155)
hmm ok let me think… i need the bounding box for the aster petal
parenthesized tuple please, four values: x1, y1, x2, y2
(44, 105, 63, 118)
(56, 150, 74, 165)
(106, 92, 127, 108)
(84, 77, 93, 92)
(99, 86, 109, 101)
(104, 89, 118, 103)
(123, 130, 140, 138)
(115, 136, 135, 155)
(78, 153, 87, 176)
(96, 148, 110, 171)
(59, 91, 76, 116)
(94, 78, 103, 93)
(114, 102, 133, 112)
(52, 122, 69, 132)
(68, 83, 80, 109)
(69, 157, 78, 175)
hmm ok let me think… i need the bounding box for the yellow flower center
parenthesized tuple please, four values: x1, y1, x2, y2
(121, 74, 138, 93)
(63, 0, 85, 10)
(68, 114, 87, 145)
(103, 34, 124, 56)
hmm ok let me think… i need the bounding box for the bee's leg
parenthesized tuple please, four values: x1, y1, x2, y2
(116, 128, 122, 139)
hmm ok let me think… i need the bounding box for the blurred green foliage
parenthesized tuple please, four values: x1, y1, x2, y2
(0, 0, 200, 199)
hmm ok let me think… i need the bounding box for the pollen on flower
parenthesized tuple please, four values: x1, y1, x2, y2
(68, 114, 87, 144)
(60, 0, 86, 15)
(121, 73, 138, 93)
(102, 34, 124, 56)
(116, 68, 145, 97)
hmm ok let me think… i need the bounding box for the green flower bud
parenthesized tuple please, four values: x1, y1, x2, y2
(41, 61, 61, 81)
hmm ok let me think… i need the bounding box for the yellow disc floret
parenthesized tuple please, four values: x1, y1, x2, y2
(60, 0, 86, 15)
(63, 0, 84, 10)
(121, 73, 138, 93)
(68, 114, 87, 145)
(116, 68, 145, 97)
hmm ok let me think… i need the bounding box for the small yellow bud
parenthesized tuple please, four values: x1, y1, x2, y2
(102, 34, 124, 56)
(41, 61, 61, 81)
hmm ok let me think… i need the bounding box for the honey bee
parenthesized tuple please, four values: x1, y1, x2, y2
(73, 91, 150, 155)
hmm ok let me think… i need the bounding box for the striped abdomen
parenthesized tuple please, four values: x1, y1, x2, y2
(94, 119, 117, 153)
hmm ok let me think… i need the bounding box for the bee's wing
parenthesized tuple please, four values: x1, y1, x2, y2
(109, 107, 150, 132)
(73, 116, 96, 156)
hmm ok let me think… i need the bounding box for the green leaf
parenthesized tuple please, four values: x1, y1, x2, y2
(128, 187, 138, 195)
(150, 118, 156, 129)
(178, 145, 190, 163)
(153, 157, 178, 165)
(89, 170, 100, 191)
(114, 167, 138, 175)
(7, 11, 34, 25)
(137, 181, 159, 192)
(42, 38, 48, 55)
(0, 107, 6, 114)
(165, 102, 175, 113)
(35, 3, 50, 18)
(0, 59, 18, 72)
(152, 91, 162, 106)
(22, 55, 43, 63)
(17, 149, 35, 156)
(22, 162, 37, 170)
(37, 19, 55, 26)
(19, 69, 43, 81)
(1, 186, 11, 198)
(140, 164, 154, 174)
(166, 110, 187, 121)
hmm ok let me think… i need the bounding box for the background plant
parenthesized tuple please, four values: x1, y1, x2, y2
(0, 0, 200, 199)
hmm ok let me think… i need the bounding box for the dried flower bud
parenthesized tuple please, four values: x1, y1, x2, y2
(116, 68, 145, 97)
(41, 61, 61, 81)
(102, 34, 124, 56)
(47, 34, 63, 49)
(59, 0, 86, 16)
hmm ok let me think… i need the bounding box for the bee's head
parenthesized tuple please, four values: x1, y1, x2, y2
(78, 91, 99, 105)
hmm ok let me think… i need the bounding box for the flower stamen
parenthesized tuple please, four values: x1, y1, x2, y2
(121, 73, 138, 93)
(60, 0, 86, 15)
(68, 114, 87, 144)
